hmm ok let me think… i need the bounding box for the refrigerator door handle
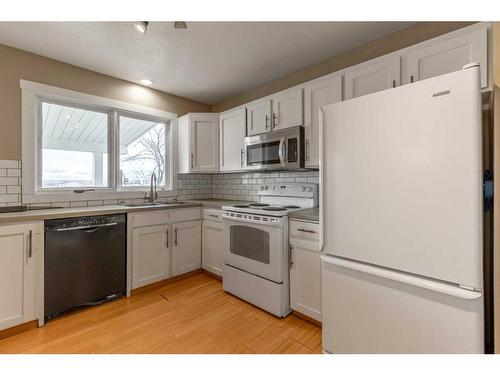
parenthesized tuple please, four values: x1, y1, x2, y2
(319, 107, 325, 252)
(321, 255, 482, 300)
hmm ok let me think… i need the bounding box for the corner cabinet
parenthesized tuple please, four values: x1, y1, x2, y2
(0, 222, 40, 331)
(405, 27, 488, 88)
(178, 113, 219, 173)
(344, 56, 401, 100)
(219, 108, 247, 172)
(303, 75, 342, 168)
(289, 219, 321, 322)
(172, 220, 202, 277)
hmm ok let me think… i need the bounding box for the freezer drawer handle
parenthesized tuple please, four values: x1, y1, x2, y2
(321, 255, 482, 300)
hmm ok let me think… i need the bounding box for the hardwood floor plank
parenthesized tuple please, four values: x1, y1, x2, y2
(0, 273, 322, 354)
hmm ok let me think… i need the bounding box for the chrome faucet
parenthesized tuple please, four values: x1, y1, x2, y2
(146, 172, 158, 202)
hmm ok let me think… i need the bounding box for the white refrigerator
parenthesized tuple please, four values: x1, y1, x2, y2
(319, 65, 484, 353)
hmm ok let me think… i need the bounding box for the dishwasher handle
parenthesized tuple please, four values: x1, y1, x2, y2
(55, 222, 118, 232)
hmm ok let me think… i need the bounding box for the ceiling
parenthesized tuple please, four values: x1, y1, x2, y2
(0, 22, 413, 105)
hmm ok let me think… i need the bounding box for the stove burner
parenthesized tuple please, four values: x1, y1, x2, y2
(233, 205, 250, 208)
(283, 205, 300, 209)
(262, 207, 287, 211)
(249, 203, 270, 207)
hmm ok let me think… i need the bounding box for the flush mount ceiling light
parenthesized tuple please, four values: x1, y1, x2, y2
(134, 21, 149, 33)
(140, 79, 153, 86)
(174, 21, 187, 29)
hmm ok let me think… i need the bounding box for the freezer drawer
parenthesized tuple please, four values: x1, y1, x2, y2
(321, 256, 484, 354)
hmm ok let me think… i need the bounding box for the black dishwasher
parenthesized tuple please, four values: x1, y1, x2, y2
(44, 214, 126, 320)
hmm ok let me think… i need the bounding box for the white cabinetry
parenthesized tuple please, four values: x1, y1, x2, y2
(0, 222, 39, 331)
(246, 98, 272, 136)
(405, 27, 488, 88)
(270, 88, 303, 131)
(219, 108, 247, 172)
(303, 75, 342, 168)
(131, 224, 170, 288)
(202, 209, 223, 277)
(344, 56, 401, 100)
(172, 220, 202, 276)
(178, 113, 219, 173)
(289, 219, 321, 322)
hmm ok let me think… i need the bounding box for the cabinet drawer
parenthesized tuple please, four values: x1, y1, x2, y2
(290, 220, 320, 243)
(203, 209, 223, 222)
(130, 210, 170, 228)
(170, 208, 201, 223)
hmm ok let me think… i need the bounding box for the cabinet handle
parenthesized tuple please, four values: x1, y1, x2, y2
(289, 244, 294, 269)
(28, 230, 33, 258)
(272, 113, 278, 129)
(209, 214, 219, 218)
(265, 115, 270, 129)
(392, 80, 396, 88)
(174, 228, 178, 246)
(165, 229, 169, 248)
(305, 139, 310, 161)
(297, 228, 316, 234)
(410, 75, 414, 83)
(191, 153, 195, 169)
(240, 148, 244, 167)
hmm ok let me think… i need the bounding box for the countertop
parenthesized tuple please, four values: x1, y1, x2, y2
(189, 199, 251, 209)
(0, 201, 223, 224)
(288, 207, 320, 223)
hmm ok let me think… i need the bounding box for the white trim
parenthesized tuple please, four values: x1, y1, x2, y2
(21, 80, 179, 203)
(20, 80, 178, 120)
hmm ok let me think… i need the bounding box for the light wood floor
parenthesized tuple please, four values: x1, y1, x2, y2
(0, 272, 322, 354)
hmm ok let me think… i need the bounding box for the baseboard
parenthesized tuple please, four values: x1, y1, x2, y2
(130, 269, 204, 296)
(202, 269, 222, 280)
(0, 320, 38, 341)
(292, 311, 322, 327)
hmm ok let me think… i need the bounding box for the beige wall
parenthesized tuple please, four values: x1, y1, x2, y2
(211, 22, 475, 113)
(0, 44, 210, 160)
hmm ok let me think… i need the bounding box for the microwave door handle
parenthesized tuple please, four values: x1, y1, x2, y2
(278, 138, 285, 166)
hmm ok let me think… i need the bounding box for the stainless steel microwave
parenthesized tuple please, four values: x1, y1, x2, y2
(244, 126, 304, 170)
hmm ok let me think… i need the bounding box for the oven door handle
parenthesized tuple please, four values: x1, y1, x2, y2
(278, 138, 285, 166)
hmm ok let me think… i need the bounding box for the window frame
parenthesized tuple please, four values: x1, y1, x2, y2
(21, 80, 178, 204)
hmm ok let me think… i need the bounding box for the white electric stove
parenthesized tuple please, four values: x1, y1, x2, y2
(222, 183, 318, 317)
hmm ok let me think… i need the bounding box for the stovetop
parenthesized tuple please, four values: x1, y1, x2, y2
(223, 202, 306, 217)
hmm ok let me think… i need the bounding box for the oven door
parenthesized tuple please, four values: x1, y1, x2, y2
(223, 218, 285, 283)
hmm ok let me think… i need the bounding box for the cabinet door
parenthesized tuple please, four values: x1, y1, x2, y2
(303, 75, 342, 168)
(246, 98, 272, 136)
(189, 114, 219, 172)
(344, 56, 401, 100)
(202, 220, 223, 276)
(132, 224, 170, 289)
(290, 244, 322, 322)
(172, 220, 202, 277)
(405, 28, 488, 88)
(219, 108, 247, 172)
(271, 88, 303, 130)
(0, 223, 36, 330)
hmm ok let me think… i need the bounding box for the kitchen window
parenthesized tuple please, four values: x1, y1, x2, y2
(21, 80, 177, 202)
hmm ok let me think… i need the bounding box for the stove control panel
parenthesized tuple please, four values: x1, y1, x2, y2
(257, 182, 318, 197)
(221, 211, 285, 225)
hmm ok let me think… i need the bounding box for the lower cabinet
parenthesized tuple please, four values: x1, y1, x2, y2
(289, 219, 321, 322)
(0, 222, 39, 331)
(131, 224, 170, 289)
(202, 217, 223, 277)
(171, 220, 202, 277)
(130, 208, 202, 290)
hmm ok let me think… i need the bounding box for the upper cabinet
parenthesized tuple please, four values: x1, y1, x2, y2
(247, 98, 272, 136)
(246, 88, 303, 136)
(405, 28, 488, 88)
(303, 75, 342, 168)
(220, 108, 247, 172)
(344, 56, 401, 100)
(178, 113, 219, 173)
(270, 88, 303, 131)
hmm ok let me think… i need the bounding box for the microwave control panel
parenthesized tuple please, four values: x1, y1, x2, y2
(287, 138, 298, 163)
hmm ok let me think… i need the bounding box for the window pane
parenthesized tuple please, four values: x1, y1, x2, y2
(41, 102, 109, 188)
(119, 116, 166, 187)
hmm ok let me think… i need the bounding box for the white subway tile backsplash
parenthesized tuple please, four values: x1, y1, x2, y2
(0, 160, 19, 169)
